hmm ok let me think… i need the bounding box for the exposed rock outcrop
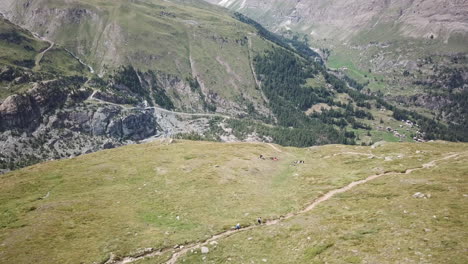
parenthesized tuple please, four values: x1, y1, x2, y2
(0, 78, 87, 132)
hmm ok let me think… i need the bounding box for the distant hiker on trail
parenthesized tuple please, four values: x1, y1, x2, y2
(257, 217, 262, 225)
(235, 223, 241, 230)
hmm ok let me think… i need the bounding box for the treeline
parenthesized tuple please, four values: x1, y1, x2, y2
(253, 47, 355, 145)
(173, 132, 217, 142)
(173, 117, 355, 147)
(443, 89, 468, 140)
(226, 119, 355, 147)
(254, 48, 327, 111)
(114, 65, 146, 96)
(288, 35, 322, 61)
(147, 71, 174, 110)
(309, 72, 374, 129)
(343, 75, 368, 91)
(186, 76, 216, 112)
(312, 105, 373, 130)
(324, 72, 372, 105)
(110, 65, 153, 105)
(255, 48, 329, 126)
(232, 12, 380, 139)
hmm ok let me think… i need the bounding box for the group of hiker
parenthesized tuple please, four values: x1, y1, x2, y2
(259, 155, 305, 164)
(234, 217, 263, 230)
(259, 154, 279, 161)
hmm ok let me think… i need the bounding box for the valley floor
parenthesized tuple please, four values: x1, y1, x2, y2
(0, 140, 466, 264)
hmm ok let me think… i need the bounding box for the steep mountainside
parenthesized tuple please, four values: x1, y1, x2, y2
(0, 0, 272, 115)
(0, 0, 465, 173)
(206, 0, 468, 139)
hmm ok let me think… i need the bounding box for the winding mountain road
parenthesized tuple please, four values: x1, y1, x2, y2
(87, 91, 232, 119)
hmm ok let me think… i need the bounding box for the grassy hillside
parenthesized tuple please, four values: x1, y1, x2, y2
(0, 17, 48, 98)
(0, 140, 466, 263)
(0, 18, 48, 69)
(184, 144, 468, 263)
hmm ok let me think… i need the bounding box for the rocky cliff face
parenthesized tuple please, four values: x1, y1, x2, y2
(1, 78, 85, 131)
(0, 76, 218, 173)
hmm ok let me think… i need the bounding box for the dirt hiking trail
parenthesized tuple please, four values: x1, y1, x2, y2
(104, 151, 465, 264)
(34, 40, 54, 71)
(267, 143, 282, 153)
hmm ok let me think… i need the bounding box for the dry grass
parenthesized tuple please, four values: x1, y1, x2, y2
(0, 140, 466, 264)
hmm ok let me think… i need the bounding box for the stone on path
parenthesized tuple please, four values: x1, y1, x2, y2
(201, 246, 209, 254)
(412, 192, 430, 199)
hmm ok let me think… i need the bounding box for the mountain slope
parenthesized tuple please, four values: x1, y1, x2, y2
(0, 15, 88, 98)
(0, 140, 466, 263)
(0, 0, 274, 115)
